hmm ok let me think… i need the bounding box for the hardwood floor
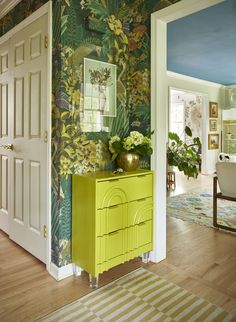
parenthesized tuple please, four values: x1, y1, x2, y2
(1, 222, 235, 321)
(0, 173, 236, 321)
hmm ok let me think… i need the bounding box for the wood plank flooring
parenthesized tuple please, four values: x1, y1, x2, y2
(1, 220, 235, 322)
(0, 173, 235, 321)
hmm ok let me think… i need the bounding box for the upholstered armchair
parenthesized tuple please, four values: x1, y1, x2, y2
(213, 162, 236, 232)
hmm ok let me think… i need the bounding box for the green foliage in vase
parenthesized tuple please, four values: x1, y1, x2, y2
(167, 126, 201, 178)
(109, 131, 153, 161)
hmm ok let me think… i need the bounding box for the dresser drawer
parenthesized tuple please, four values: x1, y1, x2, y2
(127, 174, 153, 202)
(128, 197, 153, 226)
(137, 220, 152, 248)
(97, 229, 125, 264)
(97, 203, 127, 236)
(96, 174, 153, 209)
(107, 229, 125, 260)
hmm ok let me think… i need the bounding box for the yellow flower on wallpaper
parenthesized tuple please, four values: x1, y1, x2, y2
(107, 15, 123, 35)
(60, 156, 72, 175)
(71, 89, 80, 105)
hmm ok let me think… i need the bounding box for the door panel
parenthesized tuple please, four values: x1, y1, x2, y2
(29, 161, 40, 232)
(0, 13, 48, 263)
(1, 155, 8, 212)
(1, 83, 8, 137)
(1, 51, 8, 73)
(30, 32, 41, 59)
(14, 158, 24, 223)
(14, 77, 24, 138)
(29, 71, 41, 138)
(15, 41, 24, 66)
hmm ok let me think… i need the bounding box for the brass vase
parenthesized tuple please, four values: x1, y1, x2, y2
(116, 152, 140, 171)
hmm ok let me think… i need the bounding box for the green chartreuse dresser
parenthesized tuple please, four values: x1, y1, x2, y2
(72, 170, 153, 287)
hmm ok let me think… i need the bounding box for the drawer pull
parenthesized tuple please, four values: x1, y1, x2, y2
(137, 175, 148, 178)
(111, 179, 119, 182)
(108, 230, 119, 235)
(108, 205, 119, 209)
(137, 198, 147, 202)
(138, 221, 146, 226)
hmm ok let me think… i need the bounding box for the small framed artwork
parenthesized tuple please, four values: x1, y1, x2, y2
(84, 58, 117, 117)
(209, 102, 218, 118)
(208, 133, 219, 150)
(209, 119, 217, 131)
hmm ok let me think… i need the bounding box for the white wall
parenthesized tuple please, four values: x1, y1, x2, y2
(167, 71, 223, 174)
(223, 108, 236, 120)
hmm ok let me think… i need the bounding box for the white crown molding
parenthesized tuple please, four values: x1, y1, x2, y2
(167, 71, 224, 88)
(0, 2, 50, 44)
(0, 0, 22, 19)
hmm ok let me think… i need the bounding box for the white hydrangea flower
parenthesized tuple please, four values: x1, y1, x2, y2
(80, 0, 86, 9)
(123, 136, 134, 151)
(130, 131, 144, 146)
(110, 135, 120, 144)
(109, 135, 120, 153)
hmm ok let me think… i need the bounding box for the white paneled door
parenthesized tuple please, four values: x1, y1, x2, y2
(0, 13, 49, 263)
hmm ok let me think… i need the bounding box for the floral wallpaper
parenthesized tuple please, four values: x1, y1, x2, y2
(0, 0, 179, 268)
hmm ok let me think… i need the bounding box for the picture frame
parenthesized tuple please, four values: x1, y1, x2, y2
(84, 58, 117, 117)
(208, 133, 219, 150)
(209, 102, 218, 118)
(209, 119, 217, 131)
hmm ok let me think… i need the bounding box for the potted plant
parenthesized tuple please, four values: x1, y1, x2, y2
(167, 126, 201, 178)
(109, 131, 153, 171)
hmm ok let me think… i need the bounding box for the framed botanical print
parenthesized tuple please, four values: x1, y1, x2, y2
(208, 133, 219, 150)
(209, 102, 218, 118)
(84, 58, 117, 117)
(209, 119, 217, 131)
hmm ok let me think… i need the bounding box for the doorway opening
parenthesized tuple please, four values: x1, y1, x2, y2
(150, 0, 224, 263)
(167, 87, 209, 196)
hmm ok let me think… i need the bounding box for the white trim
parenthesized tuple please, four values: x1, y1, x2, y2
(167, 71, 224, 89)
(46, 1, 52, 275)
(0, 2, 50, 45)
(169, 85, 210, 98)
(0, 0, 22, 19)
(150, 0, 224, 263)
(151, 0, 223, 22)
(49, 263, 74, 281)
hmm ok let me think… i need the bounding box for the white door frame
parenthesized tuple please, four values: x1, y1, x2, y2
(150, 0, 224, 262)
(0, 2, 52, 271)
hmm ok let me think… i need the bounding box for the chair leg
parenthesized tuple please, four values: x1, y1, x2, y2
(213, 176, 218, 228)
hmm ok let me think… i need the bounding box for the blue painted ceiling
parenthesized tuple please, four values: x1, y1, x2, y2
(167, 0, 236, 85)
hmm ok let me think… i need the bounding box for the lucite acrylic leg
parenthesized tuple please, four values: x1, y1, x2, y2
(142, 251, 150, 263)
(73, 264, 82, 277)
(89, 274, 99, 288)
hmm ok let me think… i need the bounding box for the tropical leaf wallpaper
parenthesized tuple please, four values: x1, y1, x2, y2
(0, 0, 179, 267)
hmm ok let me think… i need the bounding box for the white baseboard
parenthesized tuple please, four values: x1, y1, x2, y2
(49, 262, 74, 281)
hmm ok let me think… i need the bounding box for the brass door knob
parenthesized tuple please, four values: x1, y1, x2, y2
(0, 144, 14, 151)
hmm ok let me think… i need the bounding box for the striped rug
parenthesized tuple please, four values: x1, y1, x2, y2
(39, 268, 236, 322)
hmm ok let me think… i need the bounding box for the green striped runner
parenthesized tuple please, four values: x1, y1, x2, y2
(39, 268, 236, 322)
